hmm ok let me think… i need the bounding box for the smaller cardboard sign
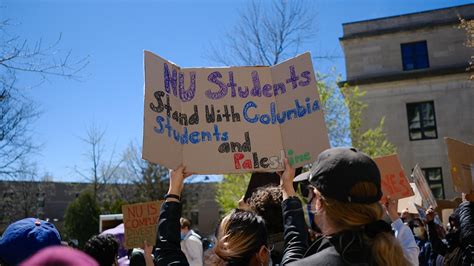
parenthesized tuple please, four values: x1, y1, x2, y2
(441, 208, 454, 226)
(398, 183, 422, 214)
(374, 154, 414, 201)
(412, 165, 438, 209)
(445, 138, 474, 193)
(122, 201, 162, 249)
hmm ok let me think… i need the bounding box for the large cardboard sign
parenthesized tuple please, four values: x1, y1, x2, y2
(143, 51, 330, 174)
(412, 164, 438, 209)
(445, 137, 474, 193)
(374, 154, 414, 201)
(122, 201, 162, 249)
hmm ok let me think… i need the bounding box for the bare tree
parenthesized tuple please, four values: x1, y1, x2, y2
(119, 142, 169, 202)
(0, 19, 88, 177)
(0, 162, 53, 227)
(208, 0, 320, 66)
(75, 125, 123, 201)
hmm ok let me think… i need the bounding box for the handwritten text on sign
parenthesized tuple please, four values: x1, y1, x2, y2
(143, 51, 330, 173)
(374, 154, 414, 201)
(122, 201, 162, 249)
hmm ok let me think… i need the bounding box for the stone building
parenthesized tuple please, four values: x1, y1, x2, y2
(0, 177, 221, 236)
(340, 4, 474, 199)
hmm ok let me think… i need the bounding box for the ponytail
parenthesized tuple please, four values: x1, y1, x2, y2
(321, 182, 410, 266)
(212, 209, 268, 266)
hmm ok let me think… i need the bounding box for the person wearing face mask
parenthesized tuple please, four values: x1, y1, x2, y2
(408, 218, 438, 266)
(279, 147, 410, 266)
(179, 218, 203, 266)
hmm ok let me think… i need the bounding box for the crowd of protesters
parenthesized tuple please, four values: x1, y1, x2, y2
(0, 147, 473, 265)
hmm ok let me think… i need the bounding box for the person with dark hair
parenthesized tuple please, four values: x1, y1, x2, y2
(154, 165, 272, 266)
(426, 194, 474, 266)
(279, 147, 410, 265)
(408, 218, 435, 265)
(248, 185, 284, 265)
(456, 197, 474, 266)
(83, 234, 119, 266)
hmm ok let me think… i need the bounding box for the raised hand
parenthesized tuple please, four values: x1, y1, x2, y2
(167, 165, 192, 199)
(277, 158, 296, 200)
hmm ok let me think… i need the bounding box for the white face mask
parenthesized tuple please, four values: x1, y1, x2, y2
(413, 227, 425, 239)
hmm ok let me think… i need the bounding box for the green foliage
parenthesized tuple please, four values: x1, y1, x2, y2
(215, 174, 251, 215)
(340, 84, 396, 157)
(64, 190, 100, 248)
(101, 198, 125, 214)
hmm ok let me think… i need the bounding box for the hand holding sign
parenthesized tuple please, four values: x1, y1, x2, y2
(167, 165, 193, 198)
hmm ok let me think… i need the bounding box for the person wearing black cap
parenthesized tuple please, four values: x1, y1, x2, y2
(279, 147, 410, 265)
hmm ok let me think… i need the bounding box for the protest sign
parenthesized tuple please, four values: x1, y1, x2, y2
(143, 51, 330, 174)
(412, 164, 438, 209)
(414, 203, 427, 221)
(122, 201, 162, 249)
(441, 208, 454, 226)
(374, 154, 414, 201)
(445, 138, 474, 193)
(398, 183, 422, 214)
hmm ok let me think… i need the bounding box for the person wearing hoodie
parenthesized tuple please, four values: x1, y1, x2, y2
(279, 147, 410, 265)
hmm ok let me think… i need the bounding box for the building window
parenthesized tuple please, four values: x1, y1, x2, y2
(422, 167, 445, 199)
(401, 41, 429, 71)
(406, 101, 437, 140)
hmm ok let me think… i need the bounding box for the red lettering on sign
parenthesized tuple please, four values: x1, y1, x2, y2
(128, 205, 143, 218)
(234, 153, 244, 169)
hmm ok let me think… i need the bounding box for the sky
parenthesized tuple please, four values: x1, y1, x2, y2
(3, 0, 472, 182)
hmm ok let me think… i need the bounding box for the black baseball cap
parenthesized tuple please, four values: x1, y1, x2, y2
(294, 147, 382, 204)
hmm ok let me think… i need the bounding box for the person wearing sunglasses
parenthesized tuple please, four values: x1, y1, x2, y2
(278, 147, 410, 265)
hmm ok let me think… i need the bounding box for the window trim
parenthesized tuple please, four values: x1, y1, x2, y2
(406, 100, 438, 141)
(401, 40, 430, 71)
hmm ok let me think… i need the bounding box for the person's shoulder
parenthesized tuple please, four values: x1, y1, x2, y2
(188, 232, 202, 243)
(290, 246, 345, 266)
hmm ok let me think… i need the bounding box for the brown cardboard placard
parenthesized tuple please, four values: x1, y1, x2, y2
(445, 137, 474, 193)
(398, 183, 422, 214)
(143, 51, 330, 173)
(441, 208, 454, 226)
(122, 201, 162, 249)
(374, 154, 414, 201)
(412, 164, 438, 209)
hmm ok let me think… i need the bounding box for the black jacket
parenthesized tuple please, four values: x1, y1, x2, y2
(154, 201, 189, 265)
(456, 201, 474, 266)
(281, 197, 376, 266)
